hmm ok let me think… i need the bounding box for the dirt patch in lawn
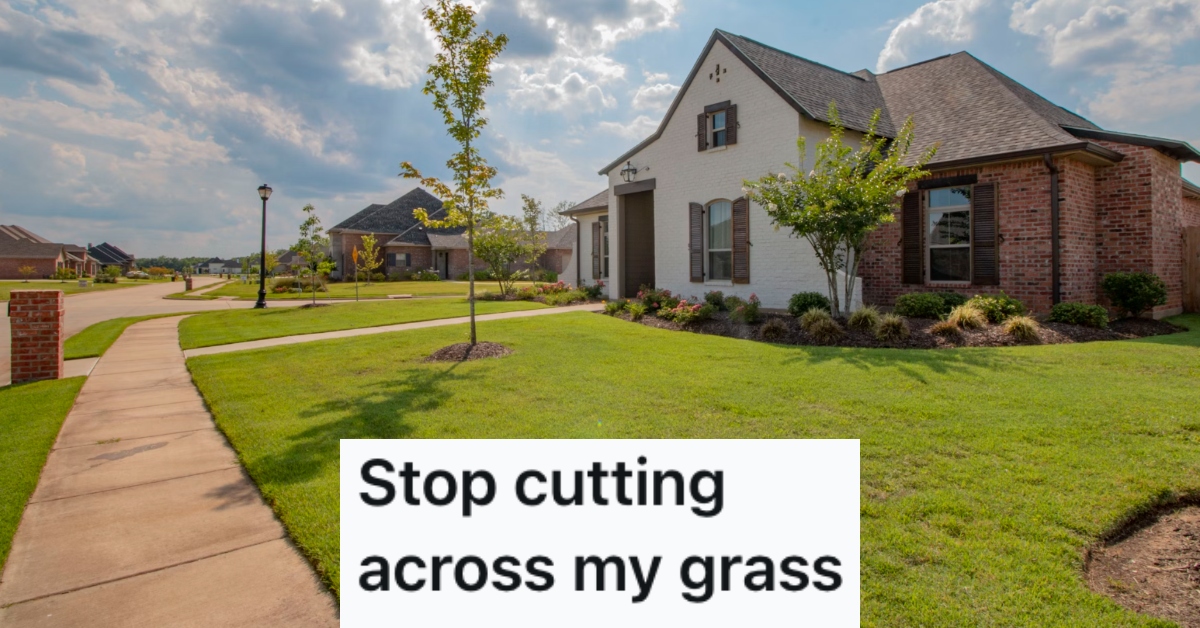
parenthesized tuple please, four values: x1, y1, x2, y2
(425, 342, 512, 362)
(1087, 505, 1200, 627)
(609, 312, 1185, 350)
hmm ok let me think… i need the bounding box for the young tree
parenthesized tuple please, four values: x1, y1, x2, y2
(545, 200, 573, 231)
(474, 213, 547, 296)
(247, 250, 280, 278)
(292, 204, 333, 306)
(400, 0, 507, 346)
(745, 103, 937, 317)
(17, 265, 36, 282)
(357, 233, 383, 284)
(521, 194, 543, 233)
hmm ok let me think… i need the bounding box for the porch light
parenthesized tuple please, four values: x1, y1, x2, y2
(258, 184, 273, 201)
(620, 161, 639, 183)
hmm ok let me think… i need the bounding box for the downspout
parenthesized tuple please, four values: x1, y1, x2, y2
(570, 216, 582, 288)
(1043, 154, 1061, 305)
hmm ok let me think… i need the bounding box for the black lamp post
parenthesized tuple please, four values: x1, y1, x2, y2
(255, 184, 272, 309)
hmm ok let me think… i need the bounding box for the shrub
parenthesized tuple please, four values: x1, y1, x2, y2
(514, 286, 539, 300)
(387, 272, 405, 282)
(545, 290, 587, 306)
(966, 292, 1026, 323)
(1048, 302, 1108, 329)
(704, 290, 727, 310)
(946, 305, 987, 329)
(477, 290, 507, 301)
(639, 287, 680, 313)
(1003, 315, 1041, 342)
(847, 305, 881, 331)
(934, 292, 968, 312)
(798, 307, 834, 332)
(412, 269, 440, 281)
(627, 303, 648, 321)
(875, 314, 910, 342)
(758, 317, 790, 342)
(52, 267, 78, 281)
(894, 292, 945, 319)
(728, 294, 761, 324)
(458, 268, 496, 281)
(807, 317, 844, 344)
(930, 319, 961, 338)
(1100, 272, 1167, 318)
(532, 269, 558, 283)
(788, 292, 831, 318)
(603, 299, 628, 315)
(579, 280, 605, 300)
(657, 300, 715, 325)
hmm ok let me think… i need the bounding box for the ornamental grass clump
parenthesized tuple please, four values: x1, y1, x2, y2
(1003, 315, 1040, 342)
(807, 317, 844, 344)
(929, 319, 961, 338)
(875, 313, 910, 342)
(798, 307, 834, 332)
(848, 306, 881, 331)
(946, 305, 987, 329)
(758, 317, 790, 342)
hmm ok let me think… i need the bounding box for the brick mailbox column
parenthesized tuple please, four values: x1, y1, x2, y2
(9, 290, 65, 384)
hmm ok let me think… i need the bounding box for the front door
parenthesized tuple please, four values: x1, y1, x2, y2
(436, 251, 450, 280)
(622, 191, 655, 298)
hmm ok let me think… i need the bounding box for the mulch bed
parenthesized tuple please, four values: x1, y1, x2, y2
(609, 311, 1185, 349)
(425, 342, 512, 362)
(1086, 506, 1200, 627)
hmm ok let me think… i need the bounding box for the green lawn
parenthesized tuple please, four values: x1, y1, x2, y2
(178, 298, 548, 349)
(0, 281, 138, 301)
(185, 313, 1200, 625)
(0, 378, 85, 572)
(204, 279, 535, 300)
(65, 312, 204, 359)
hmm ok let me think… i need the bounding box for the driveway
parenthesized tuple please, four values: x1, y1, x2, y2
(1, 277, 300, 387)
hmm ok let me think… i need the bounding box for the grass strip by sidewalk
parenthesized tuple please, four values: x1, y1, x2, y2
(65, 312, 203, 359)
(187, 313, 1200, 625)
(204, 280, 537, 300)
(0, 378, 85, 572)
(0, 281, 136, 301)
(178, 298, 549, 350)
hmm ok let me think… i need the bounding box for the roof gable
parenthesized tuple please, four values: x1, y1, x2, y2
(332, 188, 463, 245)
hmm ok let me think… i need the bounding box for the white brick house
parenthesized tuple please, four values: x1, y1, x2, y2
(575, 30, 869, 309)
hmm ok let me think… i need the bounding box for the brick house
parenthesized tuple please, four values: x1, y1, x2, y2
(587, 29, 1200, 316)
(330, 188, 574, 281)
(88, 242, 136, 274)
(0, 225, 99, 279)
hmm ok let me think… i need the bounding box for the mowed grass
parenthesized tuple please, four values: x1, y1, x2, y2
(178, 298, 549, 349)
(185, 313, 1200, 625)
(65, 312, 204, 359)
(0, 378, 85, 571)
(204, 280, 537, 300)
(0, 281, 137, 301)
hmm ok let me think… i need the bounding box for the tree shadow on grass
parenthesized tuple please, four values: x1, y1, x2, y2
(252, 363, 482, 488)
(779, 344, 1033, 385)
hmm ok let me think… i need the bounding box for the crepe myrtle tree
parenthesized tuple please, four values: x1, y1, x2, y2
(400, 0, 507, 347)
(357, 233, 383, 284)
(292, 204, 334, 306)
(474, 213, 546, 296)
(745, 103, 937, 317)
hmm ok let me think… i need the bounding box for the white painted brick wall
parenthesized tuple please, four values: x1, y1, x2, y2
(560, 211, 610, 297)
(606, 39, 861, 310)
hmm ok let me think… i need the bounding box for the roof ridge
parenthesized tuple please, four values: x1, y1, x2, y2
(717, 30, 867, 82)
(879, 51, 959, 75)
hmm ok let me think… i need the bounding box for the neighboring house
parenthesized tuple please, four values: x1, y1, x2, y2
(541, 224, 576, 275)
(195, 258, 242, 274)
(587, 29, 1200, 317)
(275, 250, 303, 274)
(330, 187, 570, 280)
(88, 242, 136, 274)
(0, 225, 98, 279)
(559, 190, 609, 289)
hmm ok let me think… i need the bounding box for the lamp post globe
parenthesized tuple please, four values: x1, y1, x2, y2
(255, 184, 272, 309)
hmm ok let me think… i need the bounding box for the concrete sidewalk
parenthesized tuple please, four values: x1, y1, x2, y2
(0, 317, 337, 627)
(184, 302, 603, 357)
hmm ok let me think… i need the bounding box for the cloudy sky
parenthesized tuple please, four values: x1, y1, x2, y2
(1, 0, 1197, 257)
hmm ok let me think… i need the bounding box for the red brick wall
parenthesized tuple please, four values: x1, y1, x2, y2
(0, 258, 60, 280)
(382, 245, 432, 276)
(1183, 196, 1200, 227)
(1057, 158, 1098, 304)
(9, 290, 64, 384)
(862, 157, 1062, 313)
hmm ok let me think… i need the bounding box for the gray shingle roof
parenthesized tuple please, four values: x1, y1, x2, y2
(875, 52, 1099, 165)
(718, 31, 895, 137)
(0, 238, 63, 259)
(0, 225, 51, 243)
(546, 224, 576, 250)
(89, 242, 133, 264)
(561, 190, 608, 215)
(333, 188, 465, 246)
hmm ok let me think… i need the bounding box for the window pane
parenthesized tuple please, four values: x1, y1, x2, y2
(929, 210, 970, 245)
(708, 201, 731, 250)
(929, 186, 971, 208)
(712, 111, 725, 130)
(930, 248, 971, 282)
(713, 130, 726, 147)
(710, 251, 732, 280)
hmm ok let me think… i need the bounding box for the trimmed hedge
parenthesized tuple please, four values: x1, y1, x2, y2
(1100, 272, 1167, 318)
(894, 293, 945, 319)
(1048, 302, 1108, 329)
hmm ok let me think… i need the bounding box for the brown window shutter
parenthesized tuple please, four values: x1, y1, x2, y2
(689, 202, 704, 282)
(697, 113, 707, 152)
(731, 196, 750, 283)
(901, 191, 923, 284)
(591, 221, 602, 280)
(972, 182, 998, 285)
(725, 104, 738, 145)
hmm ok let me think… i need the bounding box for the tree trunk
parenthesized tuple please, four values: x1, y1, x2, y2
(467, 218, 477, 346)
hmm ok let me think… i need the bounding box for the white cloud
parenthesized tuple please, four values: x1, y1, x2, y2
(1085, 64, 1200, 123)
(1010, 0, 1200, 69)
(492, 138, 606, 212)
(876, 0, 988, 72)
(597, 115, 659, 141)
(631, 70, 678, 111)
(44, 70, 139, 110)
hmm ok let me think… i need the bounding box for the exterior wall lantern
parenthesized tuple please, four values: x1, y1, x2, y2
(620, 161, 641, 183)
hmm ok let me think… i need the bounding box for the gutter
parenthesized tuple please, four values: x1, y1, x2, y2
(570, 216, 582, 288)
(1043, 153, 1061, 306)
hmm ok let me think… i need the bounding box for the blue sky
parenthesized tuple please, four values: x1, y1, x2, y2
(1, 0, 1197, 257)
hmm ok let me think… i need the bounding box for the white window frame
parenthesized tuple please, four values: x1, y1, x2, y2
(599, 215, 610, 279)
(711, 111, 727, 148)
(926, 187, 972, 284)
(706, 199, 733, 282)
